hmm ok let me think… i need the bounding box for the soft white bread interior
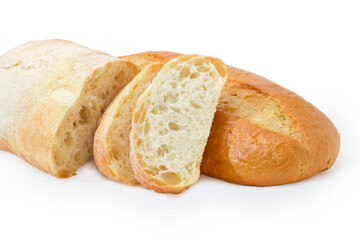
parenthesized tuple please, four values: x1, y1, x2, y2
(94, 63, 164, 185)
(0, 40, 139, 177)
(130, 55, 228, 193)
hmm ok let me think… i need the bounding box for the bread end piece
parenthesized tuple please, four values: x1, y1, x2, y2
(0, 40, 140, 178)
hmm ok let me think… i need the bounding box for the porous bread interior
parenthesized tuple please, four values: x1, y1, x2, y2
(132, 55, 225, 187)
(107, 103, 138, 183)
(218, 84, 302, 140)
(105, 64, 162, 184)
(52, 62, 133, 177)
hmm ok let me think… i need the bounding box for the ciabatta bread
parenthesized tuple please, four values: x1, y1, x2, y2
(94, 63, 164, 185)
(130, 55, 227, 193)
(120, 51, 340, 186)
(0, 40, 139, 177)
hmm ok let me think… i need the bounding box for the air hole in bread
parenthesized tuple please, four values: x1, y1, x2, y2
(159, 165, 168, 171)
(145, 168, 156, 175)
(157, 147, 164, 157)
(137, 109, 146, 125)
(136, 138, 142, 147)
(161, 171, 181, 185)
(79, 106, 92, 125)
(169, 122, 180, 131)
(64, 132, 73, 147)
(74, 152, 81, 163)
(144, 122, 150, 135)
(150, 107, 158, 114)
(170, 106, 181, 114)
(161, 144, 169, 153)
(180, 67, 191, 78)
(116, 70, 125, 81)
(170, 81, 177, 88)
(194, 58, 203, 66)
(190, 72, 200, 79)
(190, 100, 201, 109)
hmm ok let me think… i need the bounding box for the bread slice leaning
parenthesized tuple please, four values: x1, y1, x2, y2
(94, 63, 164, 185)
(130, 55, 228, 193)
(0, 40, 139, 177)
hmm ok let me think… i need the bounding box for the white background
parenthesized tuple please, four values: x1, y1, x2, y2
(0, 0, 359, 239)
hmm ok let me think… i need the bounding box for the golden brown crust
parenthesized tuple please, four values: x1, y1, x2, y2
(203, 66, 340, 186)
(121, 51, 340, 186)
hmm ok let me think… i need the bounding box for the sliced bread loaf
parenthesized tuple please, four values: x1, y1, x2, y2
(94, 63, 164, 185)
(130, 55, 227, 193)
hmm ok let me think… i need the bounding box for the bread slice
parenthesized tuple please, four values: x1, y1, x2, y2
(94, 63, 164, 185)
(0, 40, 139, 177)
(130, 55, 227, 193)
(120, 51, 340, 187)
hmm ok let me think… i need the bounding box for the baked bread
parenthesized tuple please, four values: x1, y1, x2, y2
(94, 63, 164, 185)
(120, 51, 340, 186)
(0, 40, 139, 177)
(130, 55, 227, 193)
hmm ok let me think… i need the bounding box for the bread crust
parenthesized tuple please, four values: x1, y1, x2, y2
(120, 51, 340, 186)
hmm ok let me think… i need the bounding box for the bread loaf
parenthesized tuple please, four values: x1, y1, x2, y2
(130, 55, 227, 193)
(120, 51, 340, 186)
(94, 63, 164, 185)
(0, 40, 139, 177)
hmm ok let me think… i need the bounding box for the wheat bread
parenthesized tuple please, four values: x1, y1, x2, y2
(129, 55, 227, 193)
(0, 40, 139, 177)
